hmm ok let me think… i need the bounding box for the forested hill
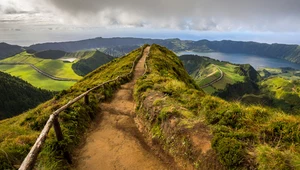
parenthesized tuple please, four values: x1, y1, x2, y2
(0, 43, 23, 60)
(0, 71, 53, 120)
(26, 37, 300, 64)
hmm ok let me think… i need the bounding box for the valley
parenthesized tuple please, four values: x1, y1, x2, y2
(0, 50, 113, 91)
(1, 0, 300, 169)
(0, 41, 300, 170)
(180, 53, 300, 115)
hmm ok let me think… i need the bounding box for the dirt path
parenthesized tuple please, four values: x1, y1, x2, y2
(74, 47, 168, 170)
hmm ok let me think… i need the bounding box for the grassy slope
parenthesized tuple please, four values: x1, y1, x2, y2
(258, 67, 300, 80)
(0, 71, 53, 120)
(180, 55, 245, 94)
(260, 77, 300, 114)
(0, 47, 143, 169)
(135, 44, 300, 169)
(0, 51, 81, 79)
(0, 64, 75, 91)
(72, 50, 114, 76)
(0, 51, 82, 91)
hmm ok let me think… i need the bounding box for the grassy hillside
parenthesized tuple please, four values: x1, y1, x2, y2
(258, 67, 300, 80)
(134, 44, 300, 169)
(0, 64, 76, 91)
(72, 50, 114, 76)
(180, 55, 261, 98)
(260, 77, 300, 114)
(0, 46, 144, 169)
(0, 51, 81, 91)
(0, 71, 53, 120)
(0, 51, 81, 80)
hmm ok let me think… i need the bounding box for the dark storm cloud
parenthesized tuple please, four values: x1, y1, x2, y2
(45, 0, 300, 31)
(4, 7, 35, 14)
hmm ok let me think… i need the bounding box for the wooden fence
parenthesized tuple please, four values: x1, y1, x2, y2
(19, 46, 147, 170)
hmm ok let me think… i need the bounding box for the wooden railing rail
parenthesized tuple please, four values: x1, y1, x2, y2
(19, 45, 148, 170)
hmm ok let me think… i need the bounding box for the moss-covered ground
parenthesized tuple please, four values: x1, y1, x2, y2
(0, 46, 144, 169)
(134, 44, 300, 169)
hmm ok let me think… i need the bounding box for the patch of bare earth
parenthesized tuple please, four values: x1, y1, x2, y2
(73, 47, 170, 170)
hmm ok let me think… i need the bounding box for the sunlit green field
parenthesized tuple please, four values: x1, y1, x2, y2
(0, 52, 82, 80)
(0, 64, 76, 91)
(258, 67, 300, 80)
(195, 61, 245, 94)
(0, 52, 83, 91)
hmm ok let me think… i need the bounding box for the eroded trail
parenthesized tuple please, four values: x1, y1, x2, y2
(74, 47, 167, 170)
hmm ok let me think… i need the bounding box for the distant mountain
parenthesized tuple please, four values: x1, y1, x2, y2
(0, 43, 23, 60)
(26, 37, 300, 64)
(190, 40, 300, 64)
(0, 71, 53, 120)
(27, 37, 161, 52)
(72, 50, 114, 76)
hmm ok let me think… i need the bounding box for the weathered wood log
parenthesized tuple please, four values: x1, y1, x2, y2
(84, 88, 90, 105)
(19, 114, 56, 170)
(19, 46, 149, 170)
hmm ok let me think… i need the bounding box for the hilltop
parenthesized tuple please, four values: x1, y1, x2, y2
(180, 55, 261, 99)
(0, 45, 299, 170)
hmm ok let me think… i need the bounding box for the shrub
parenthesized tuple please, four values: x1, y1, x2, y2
(212, 136, 245, 168)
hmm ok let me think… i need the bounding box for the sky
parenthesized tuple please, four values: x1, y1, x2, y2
(0, 0, 300, 46)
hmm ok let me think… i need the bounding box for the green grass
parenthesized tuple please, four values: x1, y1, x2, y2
(260, 77, 300, 114)
(134, 44, 300, 169)
(0, 46, 145, 169)
(0, 64, 76, 91)
(258, 67, 300, 80)
(0, 51, 81, 79)
(63, 50, 96, 61)
(0, 51, 84, 91)
(201, 63, 244, 94)
(181, 56, 246, 94)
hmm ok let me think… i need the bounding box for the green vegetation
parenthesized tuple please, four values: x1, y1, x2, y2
(134, 44, 300, 169)
(1, 44, 299, 169)
(180, 55, 261, 99)
(35, 50, 67, 59)
(260, 77, 300, 114)
(0, 50, 114, 91)
(72, 50, 114, 76)
(0, 71, 53, 120)
(0, 64, 76, 91)
(258, 67, 300, 80)
(0, 51, 81, 80)
(0, 46, 144, 169)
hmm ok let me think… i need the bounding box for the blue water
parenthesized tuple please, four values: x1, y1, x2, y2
(177, 51, 300, 70)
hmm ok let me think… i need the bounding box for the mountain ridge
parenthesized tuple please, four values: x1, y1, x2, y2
(24, 37, 300, 64)
(0, 45, 299, 169)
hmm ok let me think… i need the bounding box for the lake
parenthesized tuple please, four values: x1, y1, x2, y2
(177, 51, 300, 70)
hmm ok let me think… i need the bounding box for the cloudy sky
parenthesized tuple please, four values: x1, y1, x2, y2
(0, 0, 300, 46)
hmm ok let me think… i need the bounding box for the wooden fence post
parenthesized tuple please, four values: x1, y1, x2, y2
(53, 116, 72, 164)
(84, 88, 90, 105)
